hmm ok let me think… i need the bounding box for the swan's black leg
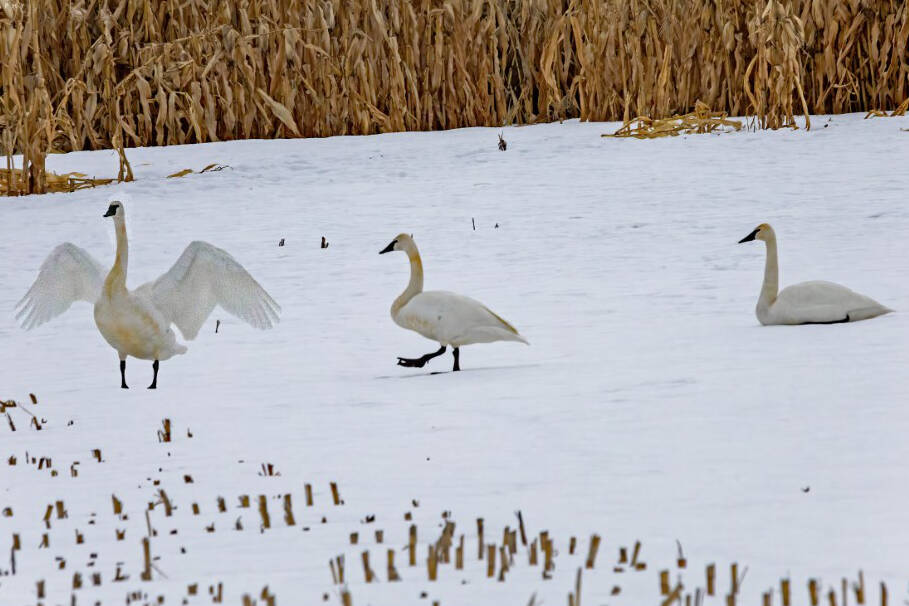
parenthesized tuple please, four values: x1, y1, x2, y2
(397, 345, 446, 368)
(452, 347, 460, 372)
(148, 360, 159, 390)
(120, 360, 128, 389)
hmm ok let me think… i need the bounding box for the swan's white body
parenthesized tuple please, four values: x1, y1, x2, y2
(740, 223, 891, 325)
(94, 279, 187, 361)
(395, 290, 528, 347)
(17, 201, 279, 385)
(380, 233, 526, 370)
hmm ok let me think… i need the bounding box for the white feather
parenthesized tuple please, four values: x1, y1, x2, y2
(16, 243, 105, 330)
(136, 241, 280, 340)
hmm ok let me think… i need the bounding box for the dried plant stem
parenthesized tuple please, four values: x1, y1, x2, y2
(1, 0, 906, 194)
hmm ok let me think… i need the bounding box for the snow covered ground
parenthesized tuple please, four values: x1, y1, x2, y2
(1, 113, 908, 605)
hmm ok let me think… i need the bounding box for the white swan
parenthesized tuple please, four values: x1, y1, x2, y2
(17, 201, 280, 388)
(738, 223, 892, 325)
(379, 233, 528, 371)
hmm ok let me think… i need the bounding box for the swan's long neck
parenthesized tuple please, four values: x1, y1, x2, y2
(759, 235, 779, 309)
(105, 215, 129, 294)
(392, 244, 424, 315)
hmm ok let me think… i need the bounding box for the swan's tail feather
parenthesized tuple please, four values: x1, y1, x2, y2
(484, 306, 521, 333)
(512, 333, 530, 345)
(480, 306, 529, 344)
(454, 326, 529, 346)
(849, 304, 893, 322)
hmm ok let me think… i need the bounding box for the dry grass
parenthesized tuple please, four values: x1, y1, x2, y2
(0, 167, 116, 195)
(0, 0, 907, 194)
(604, 101, 742, 138)
(865, 98, 909, 118)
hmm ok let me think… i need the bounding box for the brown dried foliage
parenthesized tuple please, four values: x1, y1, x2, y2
(605, 101, 743, 138)
(1, 0, 907, 193)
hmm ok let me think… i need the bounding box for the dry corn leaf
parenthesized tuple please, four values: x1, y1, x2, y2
(2, 0, 907, 196)
(257, 89, 301, 137)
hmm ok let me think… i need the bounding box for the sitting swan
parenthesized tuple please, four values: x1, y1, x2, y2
(379, 233, 528, 371)
(17, 201, 279, 388)
(738, 223, 891, 325)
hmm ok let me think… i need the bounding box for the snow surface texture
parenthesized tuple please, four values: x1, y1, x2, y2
(1, 113, 908, 605)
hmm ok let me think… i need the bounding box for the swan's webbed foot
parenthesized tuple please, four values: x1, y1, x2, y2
(120, 359, 128, 389)
(452, 347, 460, 372)
(148, 360, 159, 389)
(396, 356, 428, 368)
(397, 345, 446, 368)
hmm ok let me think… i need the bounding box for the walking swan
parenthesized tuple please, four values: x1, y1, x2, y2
(17, 201, 280, 388)
(738, 223, 891, 325)
(379, 234, 528, 371)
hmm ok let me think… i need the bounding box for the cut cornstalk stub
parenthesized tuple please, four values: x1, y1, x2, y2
(585, 535, 600, 569)
(283, 495, 295, 526)
(140, 538, 152, 581)
(386, 549, 400, 581)
(497, 545, 508, 581)
(516, 511, 528, 545)
(362, 550, 375, 582)
(707, 563, 716, 595)
(854, 571, 865, 605)
(427, 545, 438, 581)
(257, 495, 270, 529)
(662, 583, 682, 606)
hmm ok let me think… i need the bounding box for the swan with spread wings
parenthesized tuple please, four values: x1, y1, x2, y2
(17, 201, 280, 388)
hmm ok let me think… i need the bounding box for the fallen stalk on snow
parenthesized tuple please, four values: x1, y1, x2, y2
(603, 102, 743, 139)
(864, 99, 909, 119)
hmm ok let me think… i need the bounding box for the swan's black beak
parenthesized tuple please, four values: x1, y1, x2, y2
(738, 228, 759, 243)
(103, 205, 117, 217)
(379, 240, 396, 254)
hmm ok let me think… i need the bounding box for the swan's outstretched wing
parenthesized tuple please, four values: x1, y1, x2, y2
(16, 243, 106, 329)
(140, 241, 279, 340)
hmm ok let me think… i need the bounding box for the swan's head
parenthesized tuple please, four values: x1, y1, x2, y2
(739, 223, 774, 243)
(379, 233, 414, 255)
(103, 201, 124, 218)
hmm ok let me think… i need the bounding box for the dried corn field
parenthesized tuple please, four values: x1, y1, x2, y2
(1, 0, 908, 194)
